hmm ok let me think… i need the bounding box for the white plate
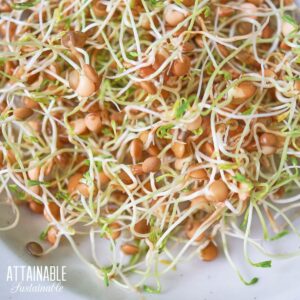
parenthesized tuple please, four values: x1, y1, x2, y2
(1, 201, 300, 300)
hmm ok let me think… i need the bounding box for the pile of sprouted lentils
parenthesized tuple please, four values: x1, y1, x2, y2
(0, 0, 300, 293)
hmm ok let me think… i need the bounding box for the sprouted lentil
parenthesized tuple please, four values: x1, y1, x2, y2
(0, 0, 300, 294)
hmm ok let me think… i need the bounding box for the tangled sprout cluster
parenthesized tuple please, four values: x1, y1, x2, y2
(0, 0, 300, 293)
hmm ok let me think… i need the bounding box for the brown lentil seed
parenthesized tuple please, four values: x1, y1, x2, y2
(182, 0, 195, 6)
(68, 173, 82, 194)
(142, 156, 161, 173)
(139, 131, 149, 144)
(146, 145, 160, 156)
(76, 75, 97, 97)
(140, 81, 157, 94)
(231, 82, 257, 103)
(259, 133, 277, 155)
(121, 244, 139, 255)
(171, 141, 186, 158)
(14, 108, 33, 120)
(261, 25, 274, 39)
(174, 158, 186, 170)
(259, 133, 277, 146)
(206, 180, 229, 202)
(218, 7, 234, 17)
(246, 0, 263, 6)
(26, 242, 43, 257)
(119, 170, 133, 185)
(44, 202, 60, 222)
(83, 64, 100, 86)
(200, 242, 218, 261)
(55, 153, 70, 169)
(28, 163, 40, 181)
(164, 8, 186, 27)
(130, 138, 143, 161)
(201, 142, 214, 157)
(134, 219, 151, 235)
(76, 183, 90, 197)
(139, 66, 156, 78)
(28, 201, 44, 214)
(171, 56, 191, 76)
(98, 171, 110, 188)
(23, 97, 40, 109)
(191, 196, 208, 208)
(47, 227, 58, 245)
(0, 2, 12, 12)
(0, 151, 3, 168)
(106, 222, 121, 240)
(85, 112, 102, 132)
(186, 115, 202, 131)
(92, 1, 107, 17)
(72, 118, 88, 135)
(61, 31, 87, 48)
(185, 220, 205, 242)
(188, 166, 208, 180)
(68, 69, 79, 90)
